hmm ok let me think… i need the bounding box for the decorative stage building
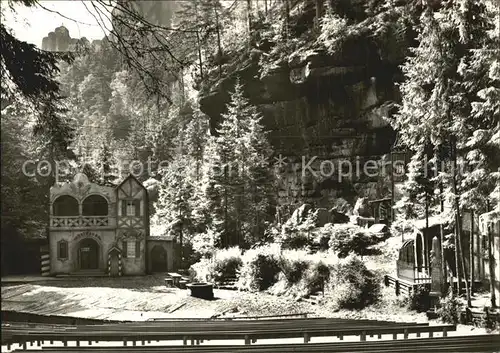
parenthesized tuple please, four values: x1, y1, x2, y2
(48, 173, 176, 276)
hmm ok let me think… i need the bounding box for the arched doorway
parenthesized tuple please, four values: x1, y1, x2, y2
(78, 238, 99, 270)
(151, 245, 168, 273)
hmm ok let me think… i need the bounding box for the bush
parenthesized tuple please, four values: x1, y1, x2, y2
(313, 224, 334, 251)
(281, 232, 312, 250)
(237, 244, 281, 291)
(437, 290, 463, 324)
(408, 285, 431, 312)
(478, 307, 500, 331)
(189, 258, 214, 282)
(212, 247, 243, 283)
(325, 255, 381, 310)
(301, 258, 332, 295)
(328, 224, 381, 258)
(189, 247, 243, 284)
(280, 212, 316, 250)
(279, 250, 311, 285)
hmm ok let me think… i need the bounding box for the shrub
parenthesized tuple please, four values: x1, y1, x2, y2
(328, 224, 381, 258)
(279, 250, 311, 285)
(189, 258, 214, 282)
(437, 290, 463, 324)
(408, 285, 431, 312)
(280, 212, 316, 250)
(237, 244, 281, 291)
(313, 224, 334, 251)
(280, 232, 312, 250)
(191, 227, 218, 258)
(301, 258, 332, 295)
(212, 247, 243, 283)
(189, 247, 243, 284)
(478, 307, 500, 331)
(325, 255, 381, 310)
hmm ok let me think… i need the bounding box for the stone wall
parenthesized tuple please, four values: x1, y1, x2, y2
(121, 242, 146, 275)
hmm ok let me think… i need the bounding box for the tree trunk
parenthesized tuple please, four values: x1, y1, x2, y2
(283, 0, 290, 39)
(470, 210, 474, 296)
(315, 0, 323, 29)
(487, 200, 497, 308)
(425, 192, 429, 269)
(264, 0, 268, 15)
(196, 31, 204, 80)
(451, 138, 470, 305)
(213, 3, 223, 78)
(247, 0, 253, 39)
(224, 167, 229, 248)
(436, 146, 448, 295)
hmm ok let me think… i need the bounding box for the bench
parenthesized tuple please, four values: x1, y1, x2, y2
(166, 273, 183, 287)
(3, 323, 454, 349)
(10, 334, 500, 352)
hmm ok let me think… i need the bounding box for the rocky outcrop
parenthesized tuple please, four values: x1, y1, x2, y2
(41, 26, 96, 52)
(195, 0, 419, 209)
(199, 44, 398, 208)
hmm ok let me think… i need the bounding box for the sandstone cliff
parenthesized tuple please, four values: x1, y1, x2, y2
(197, 1, 414, 208)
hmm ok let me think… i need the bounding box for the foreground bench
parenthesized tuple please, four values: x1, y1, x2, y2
(2, 323, 454, 349)
(10, 334, 500, 353)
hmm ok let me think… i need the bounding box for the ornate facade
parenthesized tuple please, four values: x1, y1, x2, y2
(48, 173, 175, 276)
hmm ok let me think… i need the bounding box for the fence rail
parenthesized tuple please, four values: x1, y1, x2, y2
(397, 261, 431, 283)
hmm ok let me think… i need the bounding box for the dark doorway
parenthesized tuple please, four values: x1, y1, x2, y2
(151, 245, 168, 272)
(79, 238, 99, 270)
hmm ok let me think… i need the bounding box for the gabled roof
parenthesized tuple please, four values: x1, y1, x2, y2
(116, 174, 147, 192)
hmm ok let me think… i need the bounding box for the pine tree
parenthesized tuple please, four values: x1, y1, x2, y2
(202, 80, 274, 248)
(393, 1, 499, 304)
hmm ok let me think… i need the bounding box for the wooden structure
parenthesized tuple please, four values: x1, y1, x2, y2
(8, 335, 499, 352)
(387, 207, 500, 297)
(2, 318, 458, 350)
(369, 198, 392, 224)
(47, 173, 177, 276)
(479, 207, 500, 302)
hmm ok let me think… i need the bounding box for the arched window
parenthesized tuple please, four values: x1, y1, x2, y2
(82, 195, 108, 216)
(53, 195, 79, 216)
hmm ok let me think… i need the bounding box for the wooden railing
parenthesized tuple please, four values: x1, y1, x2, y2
(397, 261, 431, 284)
(50, 216, 109, 228)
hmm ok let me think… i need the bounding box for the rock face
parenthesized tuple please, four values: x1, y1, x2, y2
(199, 45, 397, 208)
(41, 26, 95, 52)
(112, 1, 182, 31)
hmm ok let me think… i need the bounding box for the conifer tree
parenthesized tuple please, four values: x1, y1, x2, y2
(393, 1, 499, 304)
(202, 80, 274, 248)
